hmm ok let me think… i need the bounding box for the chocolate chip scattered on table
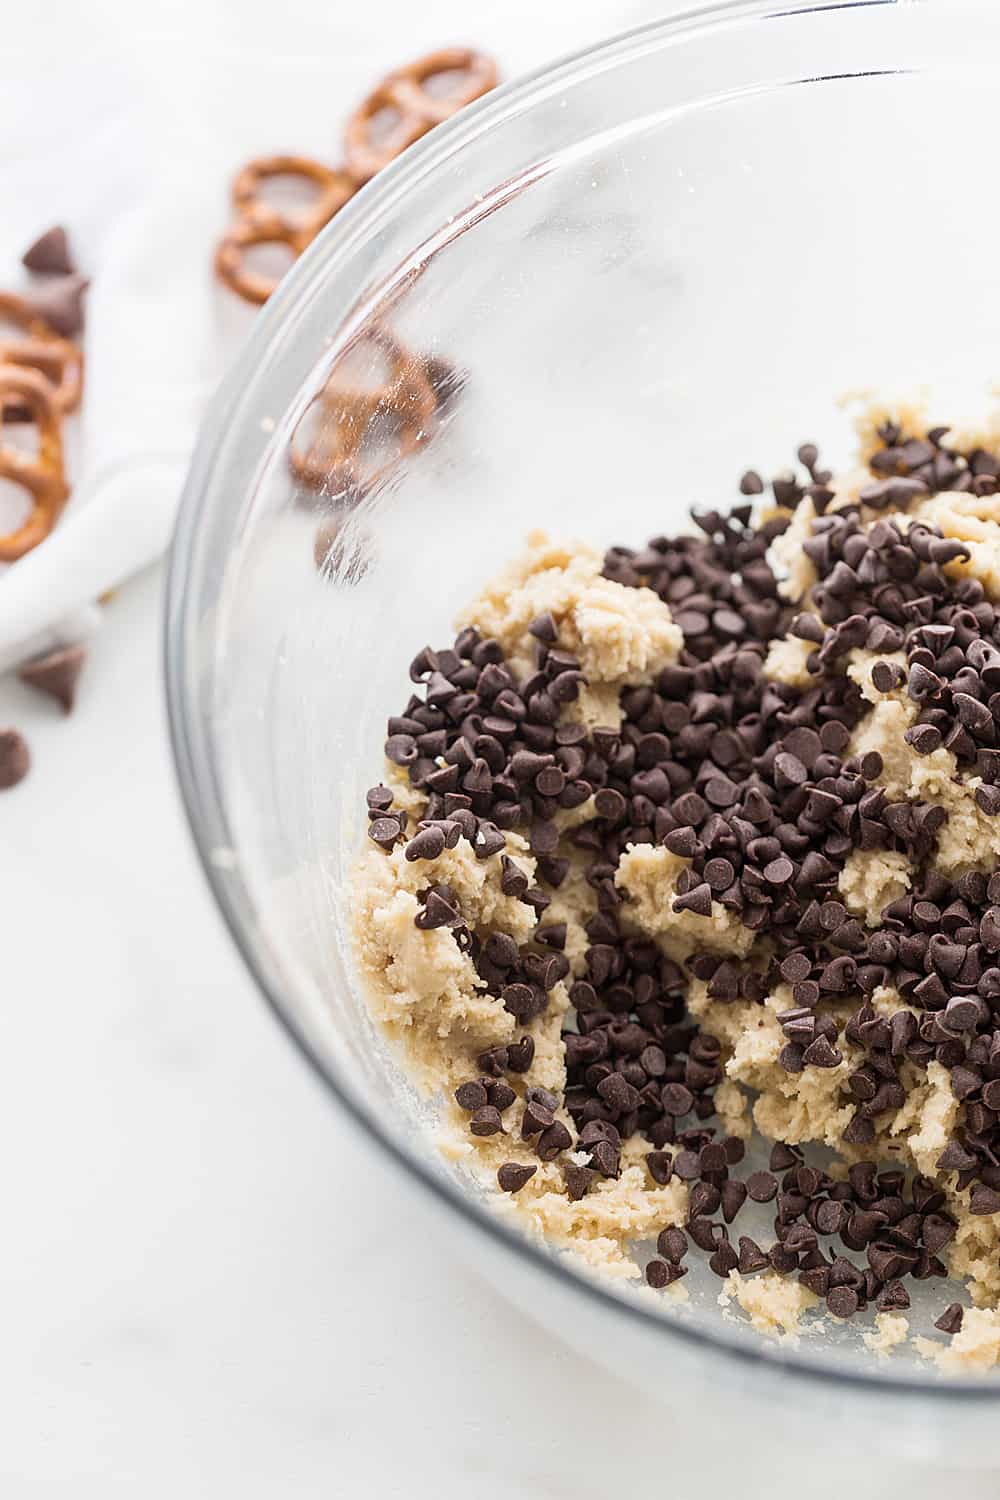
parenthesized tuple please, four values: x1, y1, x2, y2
(352, 402, 1000, 1373)
(0, 227, 90, 788)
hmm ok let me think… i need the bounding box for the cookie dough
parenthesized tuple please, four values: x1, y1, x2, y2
(351, 409, 1000, 1370)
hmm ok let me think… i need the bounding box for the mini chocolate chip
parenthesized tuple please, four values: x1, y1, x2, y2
(709, 1239, 739, 1277)
(488, 1081, 516, 1112)
(404, 825, 447, 861)
(768, 1243, 798, 1274)
(498, 1162, 536, 1193)
(672, 1150, 701, 1181)
(736, 1236, 769, 1274)
(470, 1106, 504, 1136)
(721, 1180, 748, 1223)
(688, 1182, 721, 1219)
(934, 1303, 964, 1334)
(537, 1120, 573, 1160)
(970, 1184, 1000, 1215)
(876, 1280, 911, 1313)
(454, 1081, 488, 1112)
(0, 729, 31, 792)
(24, 274, 88, 338)
(18, 643, 87, 713)
(873, 661, 905, 695)
(589, 1139, 621, 1178)
(657, 1225, 688, 1262)
(826, 1285, 859, 1319)
(699, 1143, 727, 1175)
(369, 816, 402, 850)
(723, 1136, 746, 1166)
(815, 1199, 847, 1236)
(646, 1151, 673, 1184)
(976, 785, 1000, 816)
(802, 1034, 843, 1069)
(22, 224, 75, 275)
(500, 856, 530, 897)
(564, 1164, 597, 1200)
(645, 1257, 672, 1288)
(529, 611, 558, 643)
(507, 1036, 535, 1072)
(661, 1083, 695, 1117)
(942, 995, 981, 1032)
(937, 1140, 978, 1172)
(747, 1171, 778, 1203)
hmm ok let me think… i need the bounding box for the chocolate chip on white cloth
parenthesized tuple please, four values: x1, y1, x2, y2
(21, 224, 76, 275)
(0, 729, 30, 789)
(24, 273, 88, 337)
(17, 643, 87, 713)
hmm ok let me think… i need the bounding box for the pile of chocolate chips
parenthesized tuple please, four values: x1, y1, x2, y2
(364, 420, 1000, 1329)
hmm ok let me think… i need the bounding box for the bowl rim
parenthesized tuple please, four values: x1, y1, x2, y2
(165, 0, 1000, 1403)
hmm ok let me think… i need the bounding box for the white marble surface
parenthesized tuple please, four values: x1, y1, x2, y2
(3, 2, 998, 1494)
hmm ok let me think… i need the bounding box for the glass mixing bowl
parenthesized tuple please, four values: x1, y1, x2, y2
(166, 0, 1000, 1461)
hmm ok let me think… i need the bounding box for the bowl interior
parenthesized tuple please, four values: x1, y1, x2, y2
(168, 0, 1000, 1429)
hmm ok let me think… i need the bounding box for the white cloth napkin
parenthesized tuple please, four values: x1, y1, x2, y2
(0, 0, 653, 671)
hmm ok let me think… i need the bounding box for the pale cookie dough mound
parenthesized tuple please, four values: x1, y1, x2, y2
(916, 1308, 1000, 1373)
(838, 848, 912, 927)
(848, 697, 920, 801)
(926, 773, 1000, 876)
(849, 390, 929, 464)
(719, 1270, 818, 1339)
(843, 646, 1000, 876)
(436, 984, 569, 1163)
(768, 496, 818, 603)
(862, 1312, 910, 1357)
(897, 1060, 960, 1180)
(615, 844, 754, 963)
(843, 659, 1000, 877)
(916, 490, 1000, 599)
(691, 980, 959, 1174)
(506, 1160, 689, 1283)
(537, 857, 595, 972)
(846, 647, 909, 709)
(456, 530, 683, 692)
(382, 760, 431, 821)
(352, 835, 535, 1069)
(763, 633, 815, 688)
(687, 980, 854, 1153)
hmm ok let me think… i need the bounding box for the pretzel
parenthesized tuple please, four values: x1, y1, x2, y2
(344, 48, 498, 182)
(215, 156, 356, 306)
(0, 290, 83, 420)
(0, 364, 70, 560)
(290, 328, 437, 494)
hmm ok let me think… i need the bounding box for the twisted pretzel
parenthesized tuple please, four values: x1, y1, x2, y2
(0, 364, 69, 560)
(344, 48, 498, 182)
(0, 290, 83, 420)
(215, 155, 356, 306)
(290, 328, 437, 494)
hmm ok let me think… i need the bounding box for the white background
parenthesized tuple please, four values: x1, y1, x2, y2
(0, 2, 989, 1495)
